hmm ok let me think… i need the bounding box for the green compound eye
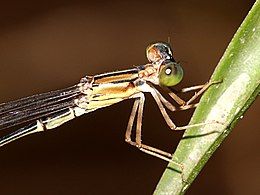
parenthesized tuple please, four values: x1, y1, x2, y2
(159, 62, 183, 87)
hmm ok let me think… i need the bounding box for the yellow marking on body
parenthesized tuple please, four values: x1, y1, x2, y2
(95, 73, 138, 84)
(86, 98, 124, 110)
(74, 107, 87, 116)
(45, 108, 75, 129)
(90, 82, 138, 101)
(85, 82, 139, 110)
(36, 120, 45, 132)
(76, 81, 139, 111)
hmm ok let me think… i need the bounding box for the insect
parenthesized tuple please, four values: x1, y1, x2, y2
(0, 42, 216, 164)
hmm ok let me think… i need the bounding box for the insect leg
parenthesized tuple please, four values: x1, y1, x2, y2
(185, 80, 222, 105)
(125, 93, 173, 160)
(149, 85, 213, 131)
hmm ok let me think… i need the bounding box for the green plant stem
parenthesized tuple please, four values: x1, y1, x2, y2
(154, 1, 260, 194)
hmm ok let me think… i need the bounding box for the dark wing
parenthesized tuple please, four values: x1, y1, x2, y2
(0, 85, 83, 130)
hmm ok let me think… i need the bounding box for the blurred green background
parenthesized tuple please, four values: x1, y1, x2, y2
(0, 0, 258, 194)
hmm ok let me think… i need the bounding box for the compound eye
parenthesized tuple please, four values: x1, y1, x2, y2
(146, 42, 173, 63)
(159, 61, 183, 87)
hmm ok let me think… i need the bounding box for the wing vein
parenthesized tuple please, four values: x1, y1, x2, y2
(0, 85, 84, 130)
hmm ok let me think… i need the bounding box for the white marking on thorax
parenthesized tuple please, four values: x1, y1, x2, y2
(74, 107, 87, 116)
(45, 108, 75, 129)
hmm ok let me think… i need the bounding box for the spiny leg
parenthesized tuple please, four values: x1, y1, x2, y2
(185, 80, 221, 105)
(132, 92, 184, 173)
(125, 93, 174, 161)
(125, 98, 139, 142)
(163, 80, 222, 106)
(135, 93, 144, 146)
(162, 86, 185, 106)
(148, 85, 213, 131)
(153, 87, 199, 112)
(162, 85, 204, 106)
(175, 80, 222, 105)
(135, 93, 173, 158)
(177, 84, 205, 93)
(124, 97, 171, 159)
(177, 80, 221, 94)
(160, 86, 200, 112)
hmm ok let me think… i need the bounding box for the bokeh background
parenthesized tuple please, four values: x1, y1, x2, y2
(0, 0, 259, 194)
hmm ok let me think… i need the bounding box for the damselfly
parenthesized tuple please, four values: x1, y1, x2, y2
(0, 42, 216, 163)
